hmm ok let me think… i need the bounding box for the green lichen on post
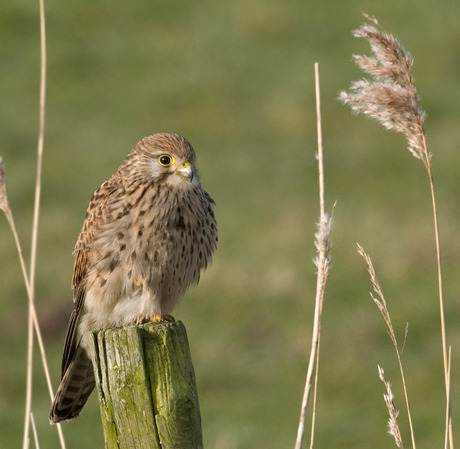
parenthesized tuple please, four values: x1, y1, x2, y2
(91, 320, 203, 449)
(142, 323, 203, 448)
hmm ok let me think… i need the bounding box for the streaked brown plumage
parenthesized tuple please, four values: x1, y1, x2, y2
(50, 133, 217, 423)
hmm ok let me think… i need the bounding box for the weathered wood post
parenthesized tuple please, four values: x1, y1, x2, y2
(90, 320, 203, 449)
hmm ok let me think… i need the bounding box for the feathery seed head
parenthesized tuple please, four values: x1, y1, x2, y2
(378, 366, 403, 448)
(340, 15, 429, 165)
(0, 157, 9, 213)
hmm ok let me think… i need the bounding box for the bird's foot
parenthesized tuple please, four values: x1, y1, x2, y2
(150, 314, 175, 323)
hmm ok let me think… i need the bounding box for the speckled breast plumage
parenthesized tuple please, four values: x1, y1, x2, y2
(79, 179, 217, 336)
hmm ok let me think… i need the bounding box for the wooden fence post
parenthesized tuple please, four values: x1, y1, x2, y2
(90, 320, 203, 449)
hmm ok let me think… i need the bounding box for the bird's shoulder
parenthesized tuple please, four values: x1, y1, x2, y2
(71, 174, 125, 289)
(74, 176, 124, 249)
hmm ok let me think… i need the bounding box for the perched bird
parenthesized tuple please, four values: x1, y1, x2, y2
(49, 133, 217, 423)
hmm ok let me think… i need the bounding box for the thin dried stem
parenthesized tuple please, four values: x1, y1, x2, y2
(444, 346, 452, 449)
(295, 63, 333, 449)
(2, 160, 66, 447)
(358, 245, 416, 449)
(23, 0, 48, 444)
(309, 63, 326, 449)
(24, 313, 34, 449)
(315, 63, 325, 218)
(309, 336, 321, 449)
(30, 413, 40, 449)
(425, 151, 449, 385)
(0, 160, 32, 294)
(2, 1, 64, 446)
(24, 0, 45, 439)
(22, 0, 67, 447)
(295, 215, 332, 449)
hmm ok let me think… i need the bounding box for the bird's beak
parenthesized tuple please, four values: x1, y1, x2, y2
(177, 162, 193, 180)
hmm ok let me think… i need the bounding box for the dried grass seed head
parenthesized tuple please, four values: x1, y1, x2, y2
(314, 213, 333, 271)
(353, 25, 414, 88)
(378, 365, 403, 448)
(0, 157, 9, 213)
(339, 17, 429, 164)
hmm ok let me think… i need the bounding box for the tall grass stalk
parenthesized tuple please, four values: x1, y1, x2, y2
(30, 413, 41, 449)
(294, 63, 333, 449)
(340, 15, 452, 448)
(23, 0, 48, 443)
(444, 347, 452, 449)
(0, 0, 67, 447)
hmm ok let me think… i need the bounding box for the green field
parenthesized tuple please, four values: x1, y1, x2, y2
(1, 1, 460, 448)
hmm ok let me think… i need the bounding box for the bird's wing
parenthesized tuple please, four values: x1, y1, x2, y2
(60, 282, 86, 376)
(61, 176, 123, 377)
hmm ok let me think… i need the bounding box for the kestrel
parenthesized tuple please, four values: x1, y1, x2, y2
(50, 133, 217, 423)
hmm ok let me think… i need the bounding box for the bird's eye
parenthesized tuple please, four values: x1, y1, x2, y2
(158, 154, 174, 167)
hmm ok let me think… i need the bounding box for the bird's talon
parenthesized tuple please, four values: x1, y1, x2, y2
(149, 314, 175, 323)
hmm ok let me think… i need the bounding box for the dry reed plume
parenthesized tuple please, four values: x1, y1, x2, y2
(339, 14, 428, 167)
(342, 15, 452, 449)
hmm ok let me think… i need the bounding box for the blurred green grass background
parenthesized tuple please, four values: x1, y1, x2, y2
(1, 0, 460, 448)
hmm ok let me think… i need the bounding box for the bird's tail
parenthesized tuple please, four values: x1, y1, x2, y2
(49, 345, 95, 423)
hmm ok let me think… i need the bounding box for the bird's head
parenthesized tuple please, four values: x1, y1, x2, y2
(125, 133, 201, 188)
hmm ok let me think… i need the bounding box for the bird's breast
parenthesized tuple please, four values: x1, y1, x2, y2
(81, 183, 216, 331)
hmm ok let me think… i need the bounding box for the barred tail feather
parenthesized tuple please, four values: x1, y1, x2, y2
(49, 345, 95, 423)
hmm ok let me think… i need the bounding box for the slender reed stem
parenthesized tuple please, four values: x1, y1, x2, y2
(3, 211, 31, 293)
(309, 62, 325, 449)
(30, 0, 47, 291)
(295, 62, 331, 449)
(395, 335, 416, 449)
(315, 63, 325, 218)
(426, 163, 447, 373)
(23, 312, 34, 449)
(7, 204, 66, 448)
(30, 413, 41, 449)
(22, 0, 67, 447)
(444, 347, 452, 449)
(23, 0, 48, 444)
(421, 136, 452, 449)
(308, 298, 323, 449)
(294, 263, 323, 449)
